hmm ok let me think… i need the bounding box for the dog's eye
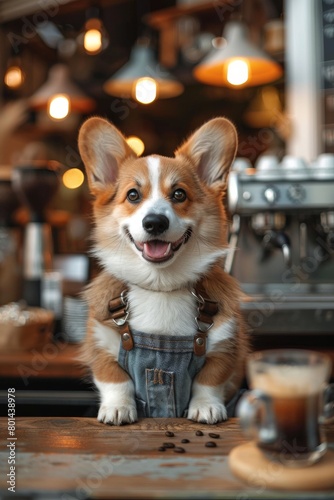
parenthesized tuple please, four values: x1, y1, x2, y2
(172, 189, 187, 202)
(127, 189, 141, 203)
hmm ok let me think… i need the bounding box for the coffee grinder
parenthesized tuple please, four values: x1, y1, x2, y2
(12, 162, 60, 307)
(0, 167, 21, 305)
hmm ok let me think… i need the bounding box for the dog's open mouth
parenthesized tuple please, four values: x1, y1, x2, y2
(127, 228, 192, 263)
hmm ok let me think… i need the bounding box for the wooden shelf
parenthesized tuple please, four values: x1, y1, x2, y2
(0, 342, 85, 379)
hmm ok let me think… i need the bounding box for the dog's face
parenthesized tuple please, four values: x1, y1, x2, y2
(78, 117, 237, 291)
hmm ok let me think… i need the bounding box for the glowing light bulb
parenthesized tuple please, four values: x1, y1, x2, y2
(48, 94, 70, 120)
(126, 136, 145, 156)
(63, 168, 85, 189)
(134, 77, 157, 104)
(226, 59, 249, 86)
(84, 28, 102, 54)
(4, 66, 24, 88)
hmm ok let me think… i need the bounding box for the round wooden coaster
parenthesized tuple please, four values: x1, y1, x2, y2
(229, 441, 334, 491)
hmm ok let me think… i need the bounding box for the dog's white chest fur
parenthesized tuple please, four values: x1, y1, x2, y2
(128, 286, 197, 336)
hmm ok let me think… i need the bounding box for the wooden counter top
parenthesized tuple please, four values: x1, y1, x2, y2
(1, 417, 334, 499)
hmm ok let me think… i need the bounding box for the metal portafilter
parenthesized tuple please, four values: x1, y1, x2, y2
(12, 161, 60, 306)
(251, 212, 291, 267)
(261, 230, 291, 267)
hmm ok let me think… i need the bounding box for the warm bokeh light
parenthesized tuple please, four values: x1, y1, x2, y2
(261, 86, 281, 110)
(134, 77, 157, 104)
(48, 94, 70, 120)
(62, 168, 85, 189)
(126, 136, 145, 156)
(4, 66, 24, 88)
(84, 28, 102, 54)
(212, 37, 227, 49)
(226, 59, 249, 86)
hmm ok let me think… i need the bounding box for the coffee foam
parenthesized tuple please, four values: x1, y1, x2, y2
(250, 366, 325, 397)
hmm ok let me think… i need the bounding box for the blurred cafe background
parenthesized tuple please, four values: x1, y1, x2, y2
(0, 0, 333, 416)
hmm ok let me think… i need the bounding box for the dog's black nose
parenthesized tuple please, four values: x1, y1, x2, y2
(142, 214, 169, 235)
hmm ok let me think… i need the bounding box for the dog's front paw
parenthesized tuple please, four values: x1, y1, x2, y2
(94, 379, 137, 425)
(187, 398, 228, 424)
(98, 403, 137, 425)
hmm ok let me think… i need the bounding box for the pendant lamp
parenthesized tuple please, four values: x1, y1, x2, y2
(193, 21, 283, 88)
(29, 64, 95, 119)
(243, 86, 282, 127)
(103, 40, 184, 104)
(77, 5, 109, 55)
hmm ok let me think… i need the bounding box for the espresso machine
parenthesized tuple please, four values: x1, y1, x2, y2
(226, 154, 334, 335)
(12, 162, 60, 307)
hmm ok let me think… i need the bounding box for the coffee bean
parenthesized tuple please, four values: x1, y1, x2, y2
(181, 439, 190, 443)
(195, 430, 204, 436)
(208, 433, 220, 439)
(158, 447, 166, 451)
(165, 431, 174, 437)
(174, 447, 185, 453)
(205, 441, 217, 448)
(163, 442, 175, 448)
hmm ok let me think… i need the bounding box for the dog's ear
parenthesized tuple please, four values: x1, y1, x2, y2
(78, 117, 135, 193)
(175, 118, 237, 185)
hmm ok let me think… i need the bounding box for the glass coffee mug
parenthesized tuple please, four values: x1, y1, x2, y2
(237, 349, 334, 467)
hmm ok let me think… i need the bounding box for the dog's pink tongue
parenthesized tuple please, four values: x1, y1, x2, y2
(144, 240, 171, 260)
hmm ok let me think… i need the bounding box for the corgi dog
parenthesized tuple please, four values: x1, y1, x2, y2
(78, 116, 248, 425)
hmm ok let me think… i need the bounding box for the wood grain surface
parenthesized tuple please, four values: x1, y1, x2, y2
(1, 417, 334, 499)
(0, 343, 85, 378)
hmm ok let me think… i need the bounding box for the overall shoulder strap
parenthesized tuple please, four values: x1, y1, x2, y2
(107, 281, 219, 355)
(108, 288, 134, 351)
(193, 281, 219, 356)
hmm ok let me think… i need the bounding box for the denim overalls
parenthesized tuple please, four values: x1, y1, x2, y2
(110, 288, 242, 419)
(118, 329, 205, 418)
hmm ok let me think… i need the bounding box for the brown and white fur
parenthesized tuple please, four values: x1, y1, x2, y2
(78, 116, 248, 425)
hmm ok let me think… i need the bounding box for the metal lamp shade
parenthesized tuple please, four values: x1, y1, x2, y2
(29, 64, 95, 113)
(193, 21, 283, 88)
(103, 45, 184, 99)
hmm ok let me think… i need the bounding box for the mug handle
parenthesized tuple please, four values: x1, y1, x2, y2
(237, 389, 277, 444)
(322, 383, 334, 423)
